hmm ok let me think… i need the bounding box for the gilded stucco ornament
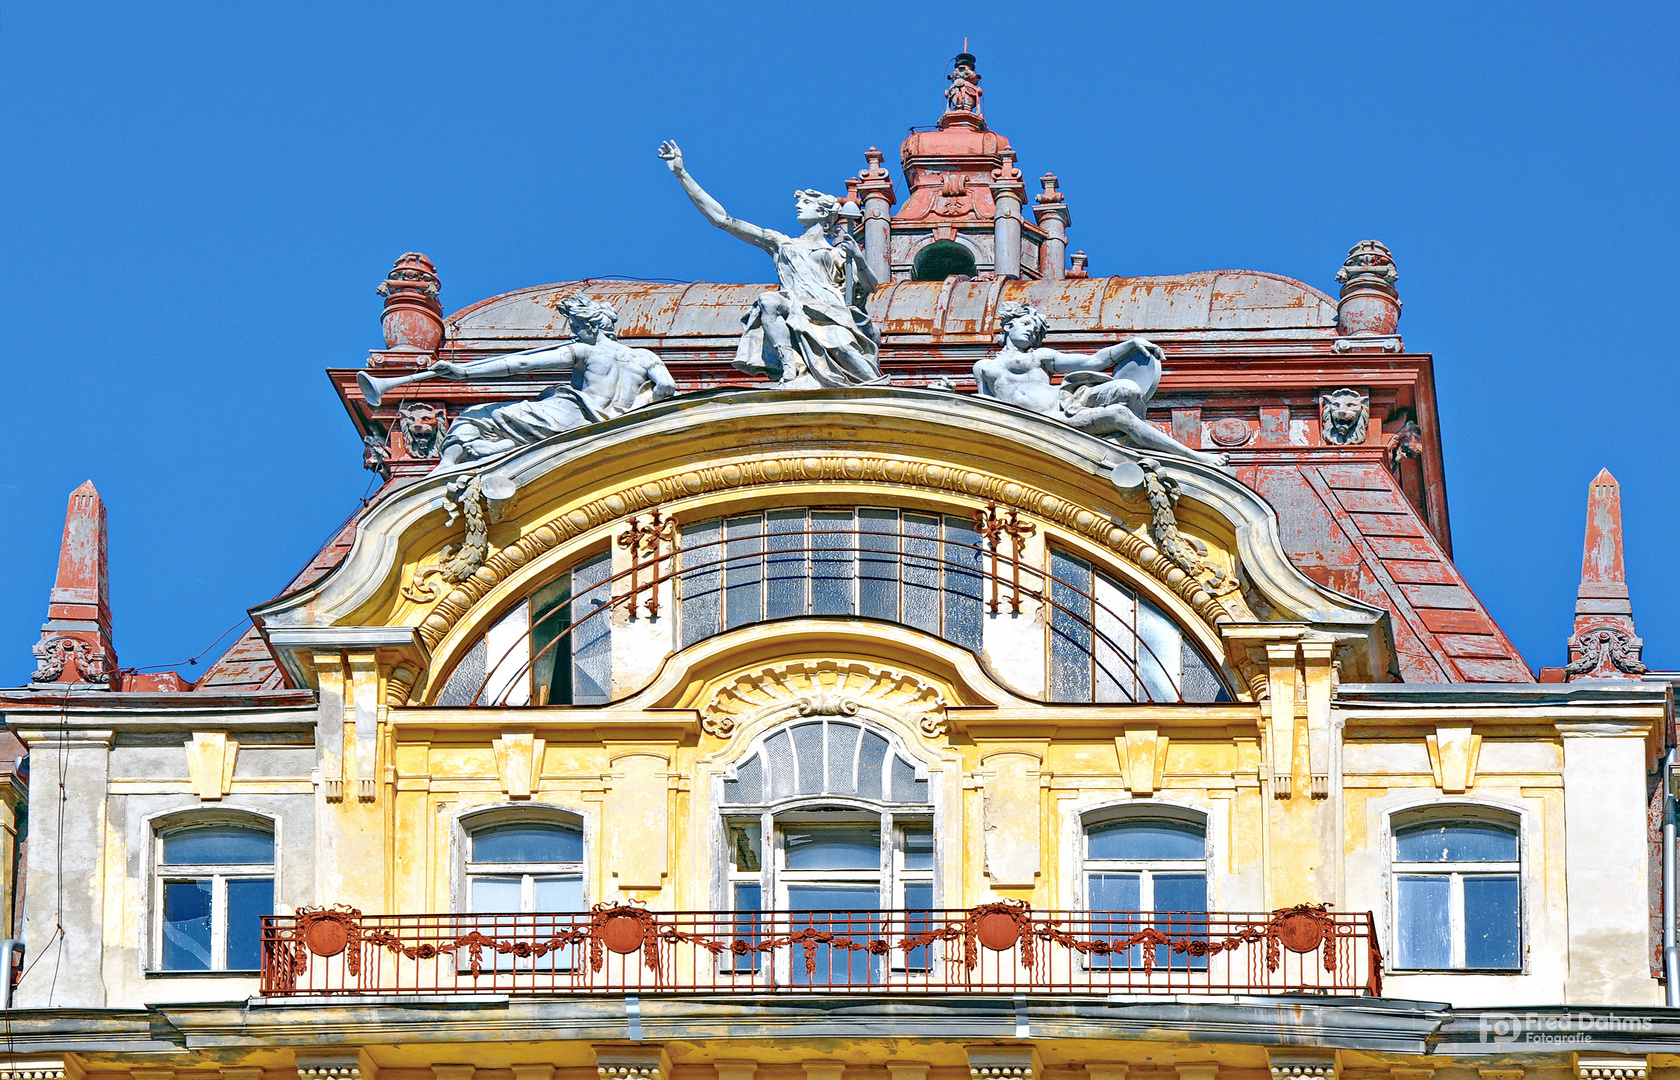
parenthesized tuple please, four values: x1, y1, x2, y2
(659, 140, 886, 389)
(974, 302, 1231, 471)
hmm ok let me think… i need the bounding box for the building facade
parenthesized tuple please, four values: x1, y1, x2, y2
(0, 52, 1675, 1080)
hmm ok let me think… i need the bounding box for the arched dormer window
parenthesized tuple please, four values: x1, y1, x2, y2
(720, 718, 933, 984)
(1390, 807, 1521, 970)
(154, 816, 274, 972)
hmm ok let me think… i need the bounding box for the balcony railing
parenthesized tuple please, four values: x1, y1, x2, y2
(261, 903, 1382, 998)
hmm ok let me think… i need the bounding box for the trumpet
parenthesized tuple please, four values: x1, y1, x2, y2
(357, 367, 441, 407)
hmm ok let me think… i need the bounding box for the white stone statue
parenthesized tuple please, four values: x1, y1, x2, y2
(973, 302, 1231, 471)
(429, 295, 677, 469)
(658, 140, 886, 389)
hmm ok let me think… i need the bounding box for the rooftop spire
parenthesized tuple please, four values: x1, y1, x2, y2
(32, 480, 117, 687)
(1564, 468, 1645, 680)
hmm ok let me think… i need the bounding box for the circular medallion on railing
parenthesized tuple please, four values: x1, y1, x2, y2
(1275, 910, 1327, 953)
(975, 911, 1022, 951)
(303, 918, 350, 957)
(601, 914, 647, 954)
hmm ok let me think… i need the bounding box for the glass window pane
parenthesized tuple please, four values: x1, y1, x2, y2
(1152, 872, 1207, 913)
(724, 515, 765, 630)
(765, 511, 808, 620)
(941, 516, 985, 653)
(825, 721, 861, 795)
(786, 885, 879, 986)
(1463, 874, 1521, 969)
(470, 875, 523, 912)
(679, 520, 723, 648)
(163, 826, 273, 865)
(724, 753, 762, 804)
(533, 876, 585, 912)
(529, 574, 572, 707)
(225, 877, 273, 970)
(472, 822, 583, 864)
(1087, 872, 1143, 968)
(570, 551, 613, 705)
(889, 755, 926, 803)
(1396, 874, 1452, 968)
(1396, 820, 1518, 863)
(1049, 551, 1094, 702)
(810, 510, 855, 616)
(901, 824, 934, 870)
(1093, 572, 1137, 704)
(731, 882, 764, 971)
(1180, 639, 1231, 703)
(1088, 818, 1206, 861)
(792, 722, 825, 794)
(765, 730, 796, 801)
(729, 821, 762, 871)
(902, 513, 940, 636)
(902, 880, 935, 969)
(784, 826, 880, 870)
(856, 731, 887, 800)
(1088, 872, 1140, 912)
(436, 637, 487, 707)
(482, 600, 531, 706)
(1136, 594, 1184, 702)
(858, 508, 900, 623)
(161, 879, 213, 970)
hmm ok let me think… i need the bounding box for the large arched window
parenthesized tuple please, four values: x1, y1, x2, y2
(912, 240, 977, 281)
(1083, 808, 1208, 969)
(1049, 550, 1230, 703)
(678, 508, 983, 652)
(721, 719, 933, 984)
(1391, 809, 1521, 970)
(154, 819, 274, 972)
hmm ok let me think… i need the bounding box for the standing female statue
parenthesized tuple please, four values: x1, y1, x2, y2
(658, 140, 885, 388)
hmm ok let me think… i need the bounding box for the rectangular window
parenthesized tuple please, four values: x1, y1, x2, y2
(1392, 818, 1522, 971)
(156, 825, 275, 973)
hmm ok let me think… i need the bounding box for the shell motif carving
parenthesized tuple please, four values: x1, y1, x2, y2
(703, 660, 946, 739)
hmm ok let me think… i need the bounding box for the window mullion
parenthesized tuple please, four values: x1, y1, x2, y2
(211, 874, 228, 971)
(1449, 871, 1466, 968)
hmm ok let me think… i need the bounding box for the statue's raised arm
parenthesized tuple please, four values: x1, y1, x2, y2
(657, 140, 886, 389)
(658, 141, 778, 253)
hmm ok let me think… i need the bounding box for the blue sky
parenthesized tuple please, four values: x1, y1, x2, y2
(2, 2, 1675, 682)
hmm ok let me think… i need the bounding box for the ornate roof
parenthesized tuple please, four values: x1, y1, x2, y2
(444, 272, 1337, 351)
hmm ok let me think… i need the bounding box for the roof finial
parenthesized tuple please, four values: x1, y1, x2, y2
(32, 481, 117, 687)
(1564, 469, 1646, 679)
(946, 50, 982, 115)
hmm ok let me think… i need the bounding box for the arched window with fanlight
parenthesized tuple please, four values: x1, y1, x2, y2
(154, 817, 275, 972)
(720, 718, 934, 984)
(1082, 808, 1208, 969)
(1391, 809, 1521, 971)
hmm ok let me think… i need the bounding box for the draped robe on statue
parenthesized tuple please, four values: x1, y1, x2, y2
(735, 230, 884, 387)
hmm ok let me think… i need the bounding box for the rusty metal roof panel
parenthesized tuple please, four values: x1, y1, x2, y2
(445, 272, 1337, 346)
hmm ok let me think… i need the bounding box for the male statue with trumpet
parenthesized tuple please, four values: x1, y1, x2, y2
(359, 294, 677, 471)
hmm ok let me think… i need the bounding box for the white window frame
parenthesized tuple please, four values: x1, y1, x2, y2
(1389, 808, 1522, 972)
(152, 820, 275, 973)
(1080, 807, 1210, 913)
(459, 811, 586, 914)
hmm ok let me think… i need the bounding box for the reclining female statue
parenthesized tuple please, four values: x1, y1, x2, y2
(974, 301, 1230, 471)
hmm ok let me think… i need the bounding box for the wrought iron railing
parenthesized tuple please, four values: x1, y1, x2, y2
(261, 903, 1381, 997)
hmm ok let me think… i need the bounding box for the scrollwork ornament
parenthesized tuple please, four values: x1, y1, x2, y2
(404, 474, 491, 603)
